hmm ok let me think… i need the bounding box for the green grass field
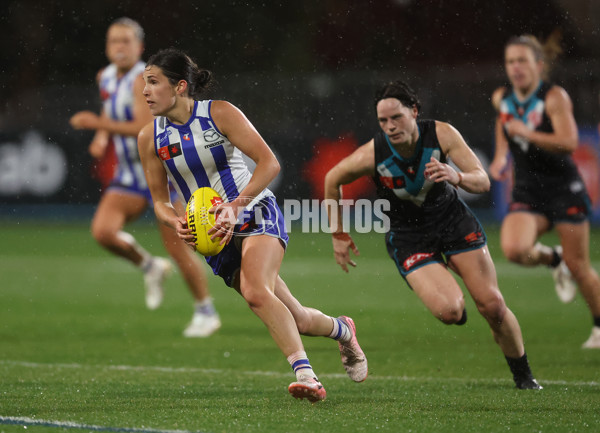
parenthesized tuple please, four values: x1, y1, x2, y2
(1, 222, 599, 433)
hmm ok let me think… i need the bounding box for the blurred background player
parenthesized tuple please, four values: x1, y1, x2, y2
(325, 80, 541, 389)
(69, 17, 220, 338)
(489, 34, 600, 349)
(137, 48, 368, 402)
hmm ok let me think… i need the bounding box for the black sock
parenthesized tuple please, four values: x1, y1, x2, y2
(549, 247, 561, 268)
(594, 316, 600, 328)
(505, 353, 533, 380)
(456, 308, 467, 326)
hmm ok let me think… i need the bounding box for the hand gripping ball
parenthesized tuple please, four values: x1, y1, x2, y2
(185, 187, 226, 256)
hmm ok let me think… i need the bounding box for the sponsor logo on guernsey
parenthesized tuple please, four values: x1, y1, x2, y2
(183, 133, 191, 141)
(158, 142, 182, 161)
(403, 252, 434, 271)
(203, 129, 220, 142)
(204, 140, 225, 149)
(158, 130, 172, 147)
(379, 175, 405, 189)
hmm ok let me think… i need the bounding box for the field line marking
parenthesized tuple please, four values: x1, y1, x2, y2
(1, 359, 598, 387)
(0, 416, 204, 433)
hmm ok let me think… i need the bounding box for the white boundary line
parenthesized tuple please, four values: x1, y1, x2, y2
(1, 359, 599, 387)
(0, 416, 202, 433)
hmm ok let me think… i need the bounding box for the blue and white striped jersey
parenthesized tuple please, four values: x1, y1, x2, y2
(153, 100, 271, 204)
(99, 61, 147, 192)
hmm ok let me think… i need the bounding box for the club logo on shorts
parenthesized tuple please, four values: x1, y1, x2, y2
(464, 231, 483, 243)
(509, 202, 532, 212)
(566, 206, 585, 216)
(403, 252, 434, 271)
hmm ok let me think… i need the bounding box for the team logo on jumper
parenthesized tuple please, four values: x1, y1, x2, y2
(203, 129, 220, 142)
(379, 175, 405, 189)
(403, 252, 434, 271)
(158, 142, 182, 161)
(499, 112, 513, 124)
(183, 133, 191, 141)
(527, 110, 542, 129)
(100, 89, 110, 101)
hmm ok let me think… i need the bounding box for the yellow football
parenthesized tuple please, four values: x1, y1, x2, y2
(185, 187, 226, 256)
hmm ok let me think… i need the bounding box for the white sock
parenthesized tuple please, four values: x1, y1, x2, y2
(195, 298, 216, 316)
(117, 231, 152, 271)
(287, 350, 316, 380)
(328, 317, 352, 343)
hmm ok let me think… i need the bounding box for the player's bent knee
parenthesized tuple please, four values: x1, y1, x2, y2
(91, 226, 117, 248)
(503, 246, 529, 264)
(476, 294, 506, 322)
(240, 284, 272, 309)
(437, 307, 464, 325)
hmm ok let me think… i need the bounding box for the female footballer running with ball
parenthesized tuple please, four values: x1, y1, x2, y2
(137, 48, 368, 402)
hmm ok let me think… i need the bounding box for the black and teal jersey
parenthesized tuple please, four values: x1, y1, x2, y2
(372, 119, 458, 230)
(498, 80, 583, 192)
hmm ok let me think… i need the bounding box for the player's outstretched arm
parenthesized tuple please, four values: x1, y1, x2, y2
(489, 87, 511, 181)
(70, 75, 153, 138)
(324, 140, 375, 272)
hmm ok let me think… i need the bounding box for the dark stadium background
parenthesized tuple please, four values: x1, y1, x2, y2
(1, 0, 599, 222)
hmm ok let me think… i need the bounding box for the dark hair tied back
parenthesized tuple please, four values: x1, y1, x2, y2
(193, 69, 213, 91)
(146, 48, 215, 99)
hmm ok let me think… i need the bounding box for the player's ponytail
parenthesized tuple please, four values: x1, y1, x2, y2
(541, 29, 563, 77)
(189, 69, 215, 99)
(147, 48, 215, 99)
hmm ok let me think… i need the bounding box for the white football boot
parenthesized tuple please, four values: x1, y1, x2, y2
(551, 246, 577, 304)
(288, 375, 327, 402)
(143, 257, 172, 310)
(183, 312, 222, 338)
(582, 326, 600, 349)
(337, 316, 368, 382)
